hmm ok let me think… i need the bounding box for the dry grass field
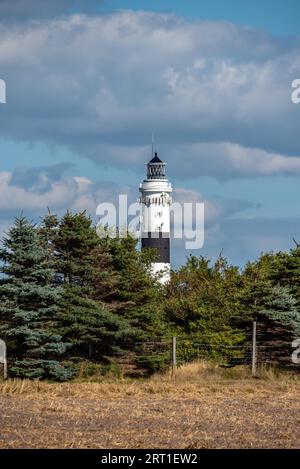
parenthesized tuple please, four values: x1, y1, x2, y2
(0, 362, 299, 449)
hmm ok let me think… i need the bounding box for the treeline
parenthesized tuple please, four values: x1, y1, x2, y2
(0, 211, 299, 380)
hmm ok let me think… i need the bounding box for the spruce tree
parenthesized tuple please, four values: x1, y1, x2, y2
(271, 247, 300, 307)
(259, 285, 300, 336)
(0, 217, 72, 380)
(242, 256, 300, 335)
(242, 258, 300, 366)
(40, 212, 135, 364)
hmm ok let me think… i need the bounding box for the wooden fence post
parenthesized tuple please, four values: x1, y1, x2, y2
(0, 339, 7, 380)
(3, 359, 7, 380)
(172, 336, 177, 377)
(251, 320, 257, 377)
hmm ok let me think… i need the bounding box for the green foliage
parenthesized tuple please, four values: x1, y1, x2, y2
(261, 285, 300, 336)
(40, 212, 136, 362)
(271, 247, 300, 306)
(164, 255, 246, 362)
(73, 360, 122, 380)
(0, 217, 69, 379)
(59, 285, 134, 359)
(11, 359, 76, 381)
(1, 211, 299, 379)
(104, 235, 169, 370)
(242, 252, 300, 337)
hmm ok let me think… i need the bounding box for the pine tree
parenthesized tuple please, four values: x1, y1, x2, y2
(58, 285, 133, 361)
(0, 217, 72, 380)
(51, 210, 99, 287)
(114, 237, 165, 330)
(103, 234, 168, 372)
(39, 212, 135, 365)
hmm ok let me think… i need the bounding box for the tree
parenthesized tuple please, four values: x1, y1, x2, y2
(242, 256, 300, 366)
(102, 234, 169, 372)
(271, 247, 300, 307)
(108, 236, 164, 332)
(49, 210, 99, 287)
(58, 284, 133, 361)
(259, 285, 300, 336)
(164, 255, 245, 363)
(39, 212, 136, 365)
(0, 217, 72, 380)
(242, 253, 300, 335)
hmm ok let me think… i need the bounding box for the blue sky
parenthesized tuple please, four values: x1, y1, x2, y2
(100, 0, 300, 36)
(0, 0, 300, 267)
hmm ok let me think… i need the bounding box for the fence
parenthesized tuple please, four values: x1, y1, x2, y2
(1, 321, 299, 379)
(132, 321, 300, 377)
(0, 339, 7, 380)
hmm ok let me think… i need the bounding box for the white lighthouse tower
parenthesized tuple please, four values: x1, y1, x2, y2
(139, 151, 172, 283)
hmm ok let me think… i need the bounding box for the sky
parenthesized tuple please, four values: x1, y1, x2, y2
(0, 0, 300, 267)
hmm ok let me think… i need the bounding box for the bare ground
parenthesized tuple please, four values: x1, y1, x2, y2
(0, 364, 299, 449)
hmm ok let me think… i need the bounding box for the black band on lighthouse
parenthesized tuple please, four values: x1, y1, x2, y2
(141, 232, 170, 263)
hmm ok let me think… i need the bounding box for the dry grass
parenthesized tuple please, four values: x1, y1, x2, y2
(0, 361, 299, 449)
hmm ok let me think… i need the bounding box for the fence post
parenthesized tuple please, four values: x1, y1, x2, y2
(3, 359, 7, 380)
(0, 339, 7, 380)
(172, 336, 177, 377)
(251, 320, 257, 377)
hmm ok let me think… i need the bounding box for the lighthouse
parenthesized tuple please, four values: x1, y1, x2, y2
(139, 152, 172, 283)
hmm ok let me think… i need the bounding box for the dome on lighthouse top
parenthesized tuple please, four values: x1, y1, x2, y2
(149, 153, 163, 164)
(147, 152, 166, 180)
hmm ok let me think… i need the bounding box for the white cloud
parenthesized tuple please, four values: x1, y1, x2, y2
(173, 187, 255, 225)
(0, 165, 137, 216)
(166, 142, 300, 180)
(0, 11, 299, 180)
(0, 163, 297, 267)
(0, 171, 78, 212)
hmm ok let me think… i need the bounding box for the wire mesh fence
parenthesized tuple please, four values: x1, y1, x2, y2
(131, 326, 300, 375)
(1, 321, 299, 379)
